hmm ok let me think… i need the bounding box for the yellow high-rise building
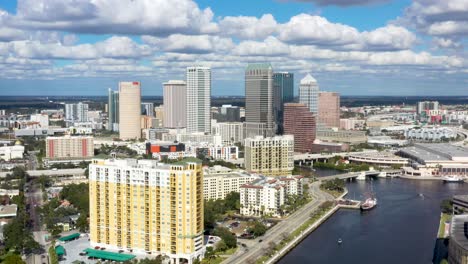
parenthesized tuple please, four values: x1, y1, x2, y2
(89, 158, 204, 264)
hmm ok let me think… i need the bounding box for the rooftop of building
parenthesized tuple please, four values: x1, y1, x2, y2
(247, 135, 294, 141)
(453, 195, 468, 203)
(0, 204, 17, 217)
(399, 143, 468, 161)
(46, 135, 93, 139)
(300, 73, 317, 84)
(245, 63, 272, 71)
(349, 151, 408, 160)
(91, 157, 201, 169)
(203, 165, 234, 174)
(450, 214, 468, 250)
(204, 171, 258, 179)
(163, 80, 186, 85)
(241, 175, 302, 190)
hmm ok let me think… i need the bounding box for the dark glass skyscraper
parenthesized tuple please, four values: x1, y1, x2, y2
(107, 88, 119, 131)
(273, 72, 294, 134)
(245, 63, 275, 137)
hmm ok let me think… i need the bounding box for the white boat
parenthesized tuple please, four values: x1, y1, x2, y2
(360, 197, 377, 211)
(443, 175, 464, 183)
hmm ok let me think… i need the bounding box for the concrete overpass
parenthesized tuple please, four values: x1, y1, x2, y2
(0, 168, 86, 178)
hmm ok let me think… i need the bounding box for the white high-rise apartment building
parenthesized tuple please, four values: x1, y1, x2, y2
(244, 135, 294, 176)
(299, 74, 319, 114)
(211, 121, 245, 145)
(65, 102, 89, 122)
(163, 80, 187, 128)
(119, 81, 141, 140)
(186, 67, 211, 134)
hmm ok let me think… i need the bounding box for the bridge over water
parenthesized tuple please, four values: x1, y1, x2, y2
(318, 169, 401, 181)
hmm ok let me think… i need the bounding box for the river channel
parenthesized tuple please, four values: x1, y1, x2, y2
(278, 177, 468, 264)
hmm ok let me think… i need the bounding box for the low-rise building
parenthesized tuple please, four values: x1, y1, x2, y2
(316, 129, 367, 144)
(398, 143, 468, 177)
(311, 142, 349, 153)
(0, 204, 17, 219)
(197, 146, 239, 161)
(163, 132, 222, 146)
(348, 151, 408, 167)
(340, 119, 365, 130)
(404, 127, 457, 141)
(203, 167, 260, 200)
(240, 176, 304, 217)
(0, 141, 24, 161)
(0, 189, 19, 198)
(453, 195, 468, 215)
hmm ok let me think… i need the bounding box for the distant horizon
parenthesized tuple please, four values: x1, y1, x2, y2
(0, 0, 466, 96)
(2, 94, 468, 98)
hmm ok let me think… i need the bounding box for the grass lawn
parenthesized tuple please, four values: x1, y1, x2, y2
(437, 213, 451, 238)
(202, 256, 227, 264)
(217, 247, 237, 255)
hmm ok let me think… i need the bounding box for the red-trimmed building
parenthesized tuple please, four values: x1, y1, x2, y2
(46, 136, 94, 160)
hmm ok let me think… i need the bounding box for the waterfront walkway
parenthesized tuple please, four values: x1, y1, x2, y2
(222, 182, 335, 264)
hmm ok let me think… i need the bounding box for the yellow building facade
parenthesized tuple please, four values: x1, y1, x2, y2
(244, 135, 294, 176)
(89, 158, 204, 264)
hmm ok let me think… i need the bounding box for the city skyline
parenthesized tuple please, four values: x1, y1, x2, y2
(0, 0, 466, 96)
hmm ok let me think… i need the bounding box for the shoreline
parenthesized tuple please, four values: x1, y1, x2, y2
(265, 174, 461, 263)
(264, 190, 349, 264)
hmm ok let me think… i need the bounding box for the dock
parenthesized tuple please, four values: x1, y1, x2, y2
(336, 199, 361, 209)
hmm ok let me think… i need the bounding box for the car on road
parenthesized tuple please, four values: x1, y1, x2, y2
(258, 239, 263, 243)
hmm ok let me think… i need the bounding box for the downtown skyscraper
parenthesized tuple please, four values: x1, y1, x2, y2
(299, 73, 319, 114)
(163, 80, 186, 128)
(273, 72, 294, 133)
(245, 63, 275, 137)
(318, 92, 340, 128)
(107, 88, 119, 131)
(186, 67, 211, 134)
(119, 81, 141, 140)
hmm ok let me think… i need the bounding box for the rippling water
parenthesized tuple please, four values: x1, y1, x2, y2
(278, 178, 468, 264)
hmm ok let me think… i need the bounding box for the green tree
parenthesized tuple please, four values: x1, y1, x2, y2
(249, 222, 267, 237)
(213, 227, 237, 248)
(215, 240, 228, 252)
(225, 192, 240, 210)
(76, 213, 88, 232)
(440, 199, 453, 214)
(3, 254, 26, 264)
(60, 183, 89, 212)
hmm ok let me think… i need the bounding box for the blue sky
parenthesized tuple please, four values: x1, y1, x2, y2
(0, 0, 466, 96)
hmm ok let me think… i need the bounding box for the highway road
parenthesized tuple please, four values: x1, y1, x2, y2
(223, 181, 334, 264)
(25, 181, 48, 264)
(0, 168, 85, 178)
